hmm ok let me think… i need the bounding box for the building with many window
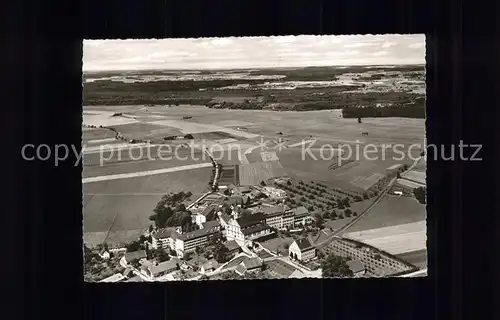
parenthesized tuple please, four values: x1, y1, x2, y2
(174, 221, 221, 258)
(224, 213, 272, 246)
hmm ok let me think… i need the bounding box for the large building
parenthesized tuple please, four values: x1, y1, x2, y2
(261, 186, 287, 199)
(151, 227, 180, 250)
(290, 206, 314, 226)
(151, 222, 222, 258)
(175, 220, 222, 258)
(289, 238, 316, 261)
(224, 213, 272, 246)
(256, 205, 294, 230)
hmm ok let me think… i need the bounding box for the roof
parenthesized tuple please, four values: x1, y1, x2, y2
(149, 259, 179, 276)
(295, 238, 314, 251)
(227, 196, 243, 206)
(201, 205, 217, 217)
(241, 223, 271, 236)
(125, 276, 143, 282)
(124, 250, 147, 262)
(346, 259, 365, 273)
(235, 264, 246, 275)
(242, 257, 263, 270)
(291, 206, 309, 216)
(153, 227, 178, 240)
(224, 240, 241, 252)
(219, 213, 231, 223)
(99, 273, 125, 283)
(202, 260, 219, 270)
(236, 212, 266, 228)
(178, 221, 220, 241)
(254, 204, 286, 216)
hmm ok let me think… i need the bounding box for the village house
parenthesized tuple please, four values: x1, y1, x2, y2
(224, 213, 272, 246)
(175, 220, 221, 258)
(200, 260, 219, 274)
(141, 259, 180, 279)
(346, 259, 366, 277)
(289, 238, 316, 262)
(120, 250, 147, 268)
(234, 257, 263, 275)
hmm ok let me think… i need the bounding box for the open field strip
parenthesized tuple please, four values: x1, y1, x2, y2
(82, 162, 212, 183)
(86, 137, 117, 144)
(343, 221, 426, 255)
(149, 119, 259, 139)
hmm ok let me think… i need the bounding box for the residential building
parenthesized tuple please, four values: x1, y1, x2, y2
(200, 260, 219, 274)
(346, 259, 366, 277)
(235, 257, 263, 275)
(141, 259, 180, 279)
(289, 238, 316, 262)
(175, 221, 221, 258)
(120, 250, 147, 268)
(151, 227, 179, 250)
(224, 213, 272, 245)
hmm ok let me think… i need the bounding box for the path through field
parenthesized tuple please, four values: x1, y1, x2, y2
(82, 162, 212, 183)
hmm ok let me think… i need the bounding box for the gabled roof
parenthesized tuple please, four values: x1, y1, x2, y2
(242, 257, 263, 269)
(178, 221, 220, 241)
(124, 250, 147, 263)
(153, 227, 177, 240)
(201, 205, 217, 217)
(291, 206, 309, 216)
(295, 238, 314, 251)
(235, 264, 246, 275)
(346, 259, 365, 273)
(241, 223, 270, 236)
(149, 259, 179, 276)
(236, 212, 266, 228)
(224, 240, 240, 252)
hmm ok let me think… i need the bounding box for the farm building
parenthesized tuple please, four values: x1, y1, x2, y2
(235, 257, 263, 275)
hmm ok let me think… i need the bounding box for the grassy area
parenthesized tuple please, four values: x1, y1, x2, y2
(344, 194, 426, 233)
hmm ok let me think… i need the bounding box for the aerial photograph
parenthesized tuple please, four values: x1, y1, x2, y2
(82, 34, 427, 282)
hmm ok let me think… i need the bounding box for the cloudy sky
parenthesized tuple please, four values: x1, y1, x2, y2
(83, 34, 425, 72)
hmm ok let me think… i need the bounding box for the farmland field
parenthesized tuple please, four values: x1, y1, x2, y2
(83, 168, 211, 246)
(238, 161, 287, 185)
(343, 194, 426, 233)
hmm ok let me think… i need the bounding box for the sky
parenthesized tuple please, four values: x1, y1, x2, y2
(83, 34, 425, 72)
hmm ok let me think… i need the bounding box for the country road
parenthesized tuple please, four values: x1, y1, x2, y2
(315, 158, 423, 249)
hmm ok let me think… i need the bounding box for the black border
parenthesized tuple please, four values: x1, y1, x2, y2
(10, 0, 493, 318)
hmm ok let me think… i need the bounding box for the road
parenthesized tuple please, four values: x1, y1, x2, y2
(315, 158, 423, 250)
(82, 162, 213, 183)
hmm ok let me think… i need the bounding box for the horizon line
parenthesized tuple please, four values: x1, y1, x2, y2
(83, 63, 426, 74)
